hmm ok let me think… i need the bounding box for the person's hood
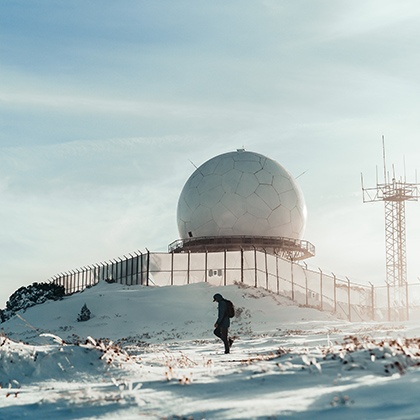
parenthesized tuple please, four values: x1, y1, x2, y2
(213, 293, 223, 302)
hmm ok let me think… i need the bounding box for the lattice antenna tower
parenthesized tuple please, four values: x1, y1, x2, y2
(361, 137, 420, 320)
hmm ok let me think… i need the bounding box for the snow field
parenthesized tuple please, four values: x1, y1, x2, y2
(2, 282, 420, 418)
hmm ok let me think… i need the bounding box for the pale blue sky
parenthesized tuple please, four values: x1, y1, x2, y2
(2, 0, 420, 305)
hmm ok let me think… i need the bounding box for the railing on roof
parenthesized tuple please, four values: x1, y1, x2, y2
(168, 235, 315, 261)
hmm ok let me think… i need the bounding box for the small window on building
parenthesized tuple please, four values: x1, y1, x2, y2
(188, 231, 193, 238)
(208, 269, 222, 277)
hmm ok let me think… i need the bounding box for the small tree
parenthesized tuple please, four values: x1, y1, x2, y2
(77, 303, 91, 322)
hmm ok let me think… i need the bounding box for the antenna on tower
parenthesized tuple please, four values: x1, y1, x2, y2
(361, 136, 420, 321)
(382, 135, 387, 184)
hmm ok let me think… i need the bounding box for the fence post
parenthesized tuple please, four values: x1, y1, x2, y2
(224, 249, 227, 286)
(140, 252, 144, 285)
(79, 267, 86, 292)
(146, 250, 150, 286)
(90, 265, 94, 286)
(86, 265, 92, 291)
(112, 259, 117, 283)
(333, 273, 337, 313)
(171, 251, 174, 285)
(241, 248, 244, 284)
(264, 249, 268, 290)
(135, 252, 140, 285)
(58, 273, 65, 293)
(121, 258, 125, 284)
(319, 268, 323, 311)
(205, 250, 208, 283)
(187, 251, 191, 285)
(291, 260, 295, 301)
(109, 260, 117, 282)
(129, 254, 134, 285)
(99, 263, 103, 283)
(276, 254, 279, 295)
(387, 282, 391, 321)
(99, 263, 104, 284)
(254, 247, 257, 288)
(96, 265, 101, 283)
(113, 259, 118, 283)
(90, 266, 94, 287)
(369, 282, 375, 321)
(125, 256, 129, 285)
(346, 277, 351, 322)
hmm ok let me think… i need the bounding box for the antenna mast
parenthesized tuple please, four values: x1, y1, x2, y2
(361, 137, 419, 321)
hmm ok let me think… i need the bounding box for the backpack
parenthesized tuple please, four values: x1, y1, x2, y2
(224, 299, 235, 318)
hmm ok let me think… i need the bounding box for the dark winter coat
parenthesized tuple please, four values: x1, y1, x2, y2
(213, 293, 230, 328)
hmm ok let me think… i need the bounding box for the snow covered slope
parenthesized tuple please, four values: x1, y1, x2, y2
(2, 281, 420, 419)
(1, 281, 337, 345)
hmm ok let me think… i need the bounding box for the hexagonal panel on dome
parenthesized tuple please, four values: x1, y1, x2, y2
(197, 173, 222, 194)
(275, 221, 294, 238)
(232, 150, 260, 162)
(191, 205, 213, 230)
(200, 185, 225, 208)
(280, 189, 299, 209)
(214, 156, 235, 175)
(211, 202, 237, 229)
(262, 157, 285, 176)
(256, 184, 281, 210)
(273, 175, 293, 196)
(268, 205, 291, 227)
(221, 192, 247, 218)
(176, 150, 307, 240)
(246, 192, 272, 219)
(234, 159, 262, 173)
(255, 169, 274, 185)
(235, 172, 259, 197)
(233, 212, 258, 235)
(254, 218, 271, 235)
(187, 171, 204, 188)
(183, 187, 200, 211)
(222, 169, 242, 194)
(195, 219, 220, 237)
(199, 156, 220, 176)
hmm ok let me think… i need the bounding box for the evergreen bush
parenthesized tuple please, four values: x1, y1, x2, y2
(0, 282, 65, 323)
(77, 303, 91, 322)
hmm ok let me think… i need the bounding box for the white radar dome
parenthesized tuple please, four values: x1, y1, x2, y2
(177, 150, 307, 240)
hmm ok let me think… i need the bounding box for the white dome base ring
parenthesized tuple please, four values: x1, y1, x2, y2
(168, 235, 315, 260)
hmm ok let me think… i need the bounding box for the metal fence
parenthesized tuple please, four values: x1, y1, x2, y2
(51, 249, 420, 322)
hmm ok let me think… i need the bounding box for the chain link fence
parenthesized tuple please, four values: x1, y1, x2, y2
(51, 249, 420, 322)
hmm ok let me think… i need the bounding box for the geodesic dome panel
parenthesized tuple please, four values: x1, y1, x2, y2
(177, 150, 307, 240)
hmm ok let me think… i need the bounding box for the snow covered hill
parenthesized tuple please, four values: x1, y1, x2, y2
(2, 281, 420, 419)
(1, 281, 337, 345)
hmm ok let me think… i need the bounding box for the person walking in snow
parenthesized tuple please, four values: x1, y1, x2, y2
(213, 293, 233, 354)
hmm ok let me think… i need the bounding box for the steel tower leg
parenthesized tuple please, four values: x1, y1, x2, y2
(384, 199, 407, 320)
